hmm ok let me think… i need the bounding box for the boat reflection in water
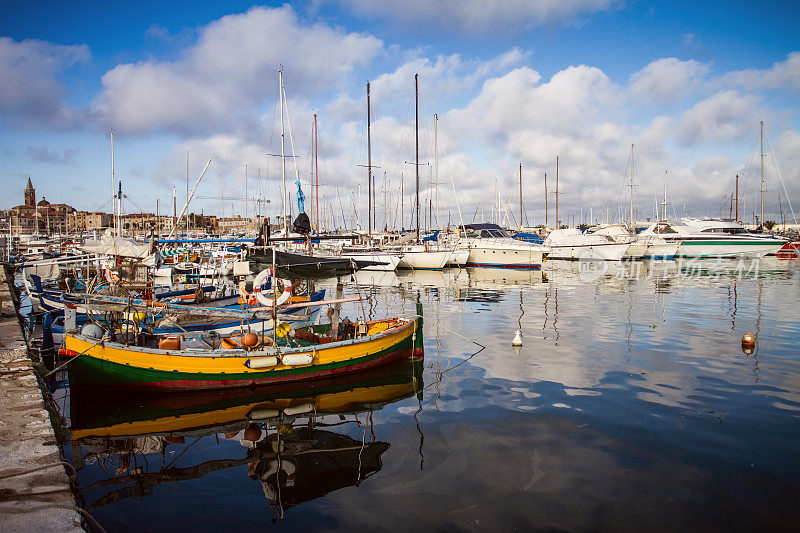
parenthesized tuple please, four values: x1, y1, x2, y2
(68, 358, 424, 521)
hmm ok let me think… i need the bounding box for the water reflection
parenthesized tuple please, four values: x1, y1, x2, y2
(68, 360, 424, 521)
(59, 257, 800, 531)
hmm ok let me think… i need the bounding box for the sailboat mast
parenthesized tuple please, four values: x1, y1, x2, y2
(544, 172, 548, 228)
(735, 174, 739, 222)
(110, 130, 114, 237)
(519, 162, 523, 228)
(662, 170, 668, 222)
(760, 120, 764, 227)
(367, 82, 372, 236)
(314, 113, 319, 234)
(186, 150, 189, 231)
(434, 113, 439, 229)
(415, 73, 420, 241)
(630, 144, 634, 227)
(117, 181, 122, 237)
(279, 69, 287, 236)
(555, 156, 559, 227)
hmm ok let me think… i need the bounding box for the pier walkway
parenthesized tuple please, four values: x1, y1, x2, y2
(0, 272, 83, 532)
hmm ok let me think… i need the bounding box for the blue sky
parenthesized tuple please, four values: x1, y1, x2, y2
(1, 1, 799, 227)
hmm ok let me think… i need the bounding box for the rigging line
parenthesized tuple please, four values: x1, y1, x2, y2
(164, 436, 203, 469)
(44, 338, 103, 378)
(440, 143, 466, 230)
(281, 80, 304, 213)
(764, 130, 798, 225)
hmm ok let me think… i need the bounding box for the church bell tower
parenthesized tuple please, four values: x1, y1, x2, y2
(24, 177, 35, 207)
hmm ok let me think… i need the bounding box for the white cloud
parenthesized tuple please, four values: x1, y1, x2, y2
(366, 49, 530, 118)
(676, 90, 760, 146)
(94, 5, 382, 136)
(447, 65, 620, 143)
(720, 52, 800, 92)
(0, 37, 89, 126)
(331, 0, 623, 34)
(629, 58, 710, 104)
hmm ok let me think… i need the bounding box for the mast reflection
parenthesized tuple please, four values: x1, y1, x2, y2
(68, 359, 424, 518)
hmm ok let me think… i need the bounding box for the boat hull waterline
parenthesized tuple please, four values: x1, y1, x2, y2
(65, 318, 423, 391)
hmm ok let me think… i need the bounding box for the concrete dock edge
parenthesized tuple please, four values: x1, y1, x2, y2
(0, 270, 84, 532)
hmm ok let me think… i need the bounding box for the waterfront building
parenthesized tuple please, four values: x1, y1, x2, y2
(3, 178, 76, 235)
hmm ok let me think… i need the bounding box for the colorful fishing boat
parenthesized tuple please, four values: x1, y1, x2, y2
(69, 358, 423, 439)
(63, 303, 424, 391)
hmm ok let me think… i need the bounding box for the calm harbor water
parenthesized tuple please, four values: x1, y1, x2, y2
(56, 258, 800, 531)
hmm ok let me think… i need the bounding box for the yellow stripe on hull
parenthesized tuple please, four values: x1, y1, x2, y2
(65, 320, 414, 376)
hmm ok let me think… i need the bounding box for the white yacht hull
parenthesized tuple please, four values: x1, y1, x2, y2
(546, 242, 629, 261)
(464, 245, 545, 269)
(339, 252, 400, 271)
(445, 248, 470, 267)
(676, 240, 784, 259)
(642, 242, 679, 260)
(623, 243, 647, 260)
(397, 248, 450, 270)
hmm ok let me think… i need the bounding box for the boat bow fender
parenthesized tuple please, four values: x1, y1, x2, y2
(245, 356, 279, 369)
(281, 353, 314, 366)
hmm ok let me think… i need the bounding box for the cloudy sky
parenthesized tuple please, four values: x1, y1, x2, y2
(1, 0, 798, 228)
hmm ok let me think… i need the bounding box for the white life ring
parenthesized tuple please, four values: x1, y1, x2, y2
(253, 268, 292, 307)
(261, 458, 297, 485)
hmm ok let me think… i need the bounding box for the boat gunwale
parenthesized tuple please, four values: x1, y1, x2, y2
(66, 316, 417, 360)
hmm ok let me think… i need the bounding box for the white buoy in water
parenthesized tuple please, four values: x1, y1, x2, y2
(512, 330, 523, 346)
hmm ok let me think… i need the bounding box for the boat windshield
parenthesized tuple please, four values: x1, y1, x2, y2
(479, 229, 509, 238)
(701, 227, 746, 235)
(654, 224, 677, 234)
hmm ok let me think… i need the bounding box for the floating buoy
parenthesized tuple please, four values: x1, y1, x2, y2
(512, 330, 523, 346)
(741, 331, 756, 348)
(275, 322, 292, 338)
(243, 423, 262, 444)
(241, 332, 259, 347)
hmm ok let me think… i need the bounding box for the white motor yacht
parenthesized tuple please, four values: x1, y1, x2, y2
(543, 228, 630, 261)
(640, 219, 786, 258)
(457, 224, 549, 269)
(590, 224, 679, 260)
(590, 225, 645, 260)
